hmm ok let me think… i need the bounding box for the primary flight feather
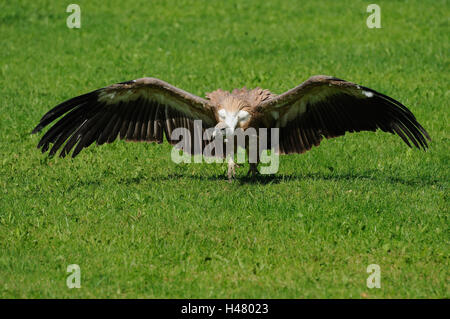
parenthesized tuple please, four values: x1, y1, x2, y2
(33, 75, 430, 179)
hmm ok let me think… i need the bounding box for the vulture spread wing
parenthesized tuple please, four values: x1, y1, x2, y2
(33, 78, 217, 157)
(257, 75, 430, 154)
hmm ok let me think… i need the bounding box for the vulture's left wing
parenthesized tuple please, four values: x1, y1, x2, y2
(256, 75, 430, 154)
(33, 77, 217, 157)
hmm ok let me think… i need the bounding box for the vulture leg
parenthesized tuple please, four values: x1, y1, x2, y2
(227, 157, 239, 182)
(246, 163, 259, 178)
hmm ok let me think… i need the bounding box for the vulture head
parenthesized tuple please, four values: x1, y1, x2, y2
(208, 91, 255, 137)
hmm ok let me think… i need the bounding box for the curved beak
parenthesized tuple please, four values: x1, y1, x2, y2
(213, 122, 228, 137)
(213, 122, 234, 142)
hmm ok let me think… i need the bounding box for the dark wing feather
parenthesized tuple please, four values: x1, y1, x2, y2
(257, 75, 430, 154)
(33, 78, 217, 157)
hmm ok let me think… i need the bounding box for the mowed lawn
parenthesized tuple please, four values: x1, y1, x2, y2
(0, 0, 448, 298)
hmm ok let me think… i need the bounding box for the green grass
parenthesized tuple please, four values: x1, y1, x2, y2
(0, 0, 448, 298)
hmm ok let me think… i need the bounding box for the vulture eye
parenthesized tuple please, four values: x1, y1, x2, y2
(237, 110, 250, 122)
(218, 109, 227, 120)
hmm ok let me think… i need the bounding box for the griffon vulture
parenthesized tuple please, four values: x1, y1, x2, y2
(32, 75, 430, 180)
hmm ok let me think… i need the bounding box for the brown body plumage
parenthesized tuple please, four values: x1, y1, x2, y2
(32, 75, 430, 180)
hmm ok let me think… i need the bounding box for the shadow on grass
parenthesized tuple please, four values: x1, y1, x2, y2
(116, 170, 442, 188)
